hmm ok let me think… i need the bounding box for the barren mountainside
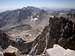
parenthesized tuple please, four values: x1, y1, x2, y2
(0, 16, 75, 56)
(0, 6, 48, 31)
(0, 6, 75, 56)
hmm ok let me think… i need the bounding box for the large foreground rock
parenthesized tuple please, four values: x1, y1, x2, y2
(3, 45, 20, 56)
(46, 44, 75, 56)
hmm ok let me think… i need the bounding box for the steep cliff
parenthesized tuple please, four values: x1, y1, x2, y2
(48, 16, 75, 49)
(30, 16, 75, 55)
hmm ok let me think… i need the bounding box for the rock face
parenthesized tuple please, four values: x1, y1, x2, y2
(48, 16, 75, 49)
(46, 44, 65, 56)
(30, 26, 49, 55)
(0, 30, 10, 49)
(3, 45, 19, 56)
(30, 16, 75, 55)
(0, 47, 3, 56)
(46, 44, 75, 56)
(0, 51, 3, 56)
(0, 16, 75, 55)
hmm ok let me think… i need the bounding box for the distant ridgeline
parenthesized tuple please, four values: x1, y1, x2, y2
(0, 6, 47, 30)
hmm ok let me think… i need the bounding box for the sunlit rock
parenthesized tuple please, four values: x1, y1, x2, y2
(46, 44, 75, 56)
(3, 45, 20, 56)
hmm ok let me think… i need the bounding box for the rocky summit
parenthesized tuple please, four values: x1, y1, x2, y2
(0, 6, 75, 56)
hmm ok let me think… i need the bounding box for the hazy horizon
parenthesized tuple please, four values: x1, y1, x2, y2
(0, 0, 75, 12)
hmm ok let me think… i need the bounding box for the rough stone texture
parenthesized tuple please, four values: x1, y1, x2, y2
(46, 44, 65, 56)
(0, 51, 3, 56)
(46, 44, 75, 56)
(3, 45, 20, 56)
(0, 30, 33, 54)
(0, 30, 10, 49)
(30, 26, 49, 55)
(30, 16, 75, 55)
(48, 16, 75, 49)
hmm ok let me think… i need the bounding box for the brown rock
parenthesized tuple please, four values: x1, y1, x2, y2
(3, 45, 19, 56)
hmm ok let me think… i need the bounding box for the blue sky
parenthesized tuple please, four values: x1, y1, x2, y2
(0, 0, 75, 11)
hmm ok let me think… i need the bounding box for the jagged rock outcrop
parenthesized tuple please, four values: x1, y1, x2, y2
(3, 45, 20, 56)
(0, 30, 10, 49)
(48, 16, 75, 49)
(30, 26, 49, 55)
(30, 16, 75, 55)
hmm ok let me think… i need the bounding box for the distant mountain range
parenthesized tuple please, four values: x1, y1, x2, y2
(42, 7, 75, 13)
(0, 6, 75, 31)
(0, 6, 47, 31)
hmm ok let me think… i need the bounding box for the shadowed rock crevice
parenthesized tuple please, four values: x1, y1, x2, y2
(48, 16, 75, 49)
(0, 30, 10, 49)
